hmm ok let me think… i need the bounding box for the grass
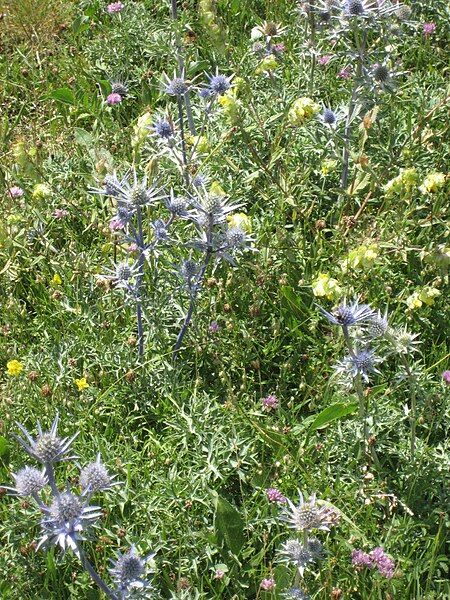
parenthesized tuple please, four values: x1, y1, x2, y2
(0, 0, 449, 598)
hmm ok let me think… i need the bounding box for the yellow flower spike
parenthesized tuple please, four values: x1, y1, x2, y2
(255, 54, 278, 74)
(288, 97, 320, 126)
(419, 172, 446, 194)
(51, 274, 62, 286)
(210, 181, 226, 197)
(75, 377, 89, 391)
(312, 273, 342, 300)
(418, 287, 441, 306)
(228, 213, 252, 233)
(32, 183, 52, 200)
(7, 359, 24, 376)
(132, 111, 152, 148)
(406, 292, 422, 310)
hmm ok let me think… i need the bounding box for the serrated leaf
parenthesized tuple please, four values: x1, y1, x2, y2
(213, 494, 245, 556)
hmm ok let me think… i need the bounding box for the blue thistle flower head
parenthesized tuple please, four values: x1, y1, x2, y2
(7, 466, 48, 496)
(277, 538, 314, 576)
(335, 348, 381, 382)
(109, 546, 155, 595)
(282, 588, 310, 600)
(80, 454, 117, 494)
(206, 72, 232, 96)
(39, 491, 102, 554)
(322, 108, 337, 124)
(153, 118, 173, 139)
(319, 299, 376, 328)
(164, 76, 188, 96)
(14, 413, 78, 465)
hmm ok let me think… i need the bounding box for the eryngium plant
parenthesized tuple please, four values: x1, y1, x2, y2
(5, 414, 156, 599)
(91, 170, 252, 359)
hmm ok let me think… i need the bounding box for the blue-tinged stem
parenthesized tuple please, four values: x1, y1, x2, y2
(45, 463, 59, 497)
(173, 215, 214, 359)
(340, 27, 366, 192)
(170, 0, 196, 136)
(136, 205, 145, 356)
(77, 544, 118, 599)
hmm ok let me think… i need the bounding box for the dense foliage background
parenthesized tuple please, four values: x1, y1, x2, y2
(0, 0, 449, 598)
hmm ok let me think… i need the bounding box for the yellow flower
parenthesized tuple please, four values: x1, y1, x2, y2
(32, 183, 51, 200)
(186, 135, 209, 153)
(132, 111, 152, 147)
(218, 88, 240, 120)
(321, 159, 337, 175)
(312, 273, 342, 300)
(406, 287, 441, 309)
(419, 172, 446, 194)
(227, 212, 252, 233)
(7, 359, 23, 376)
(51, 274, 62, 286)
(418, 286, 441, 306)
(210, 181, 226, 197)
(75, 377, 89, 391)
(288, 97, 320, 126)
(384, 168, 417, 197)
(342, 244, 379, 272)
(255, 54, 278, 74)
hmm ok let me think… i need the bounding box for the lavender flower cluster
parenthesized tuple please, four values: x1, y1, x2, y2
(352, 546, 396, 579)
(6, 415, 155, 600)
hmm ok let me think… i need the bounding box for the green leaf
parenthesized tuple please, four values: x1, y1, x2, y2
(74, 127, 94, 147)
(213, 494, 245, 556)
(49, 87, 75, 105)
(0, 436, 8, 457)
(309, 402, 358, 431)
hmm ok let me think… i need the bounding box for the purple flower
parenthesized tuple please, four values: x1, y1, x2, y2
(262, 394, 279, 410)
(109, 216, 125, 231)
(318, 54, 333, 66)
(8, 186, 24, 199)
(107, 93, 122, 105)
(266, 488, 286, 503)
(370, 547, 395, 579)
(260, 578, 276, 591)
(209, 320, 220, 334)
(214, 569, 225, 580)
(107, 2, 124, 13)
(338, 66, 352, 79)
(423, 22, 436, 36)
(351, 549, 373, 568)
(53, 208, 68, 219)
(442, 370, 450, 384)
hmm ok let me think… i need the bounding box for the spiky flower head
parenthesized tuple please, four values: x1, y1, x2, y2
(111, 82, 128, 97)
(388, 326, 420, 355)
(166, 191, 189, 216)
(164, 75, 189, 97)
(116, 262, 133, 282)
(180, 259, 198, 280)
(346, 0, 364, 15)
(395, 4, 412, 20)
(281, 492, 340, 532)
(80, 455, 115, 493)
(335, 348, 381, 382)
(282, 588, 310, 600)
(110, 546, 155, 595)
(91, 170, 164, 208)
(278, 539, 314, 576)
(206, 72, 232, 96)
(226, 227, 246, 248)
(39, 492, 101, 553)
(322, 108, 337, 125)
(373, 64, 390, 83)
(151, 219, 169, 242)
(15, 414, 78, 464)
(107, 93, 123, 105)
(319, 299, 376, 328)
(10, 467, 47, 496)
(367, 310, 389, 338)
(153, 118, 173, 139)
(104, 174, 124, 197)
(50, 492, 83, 523)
